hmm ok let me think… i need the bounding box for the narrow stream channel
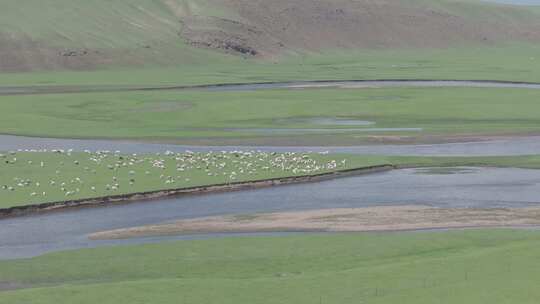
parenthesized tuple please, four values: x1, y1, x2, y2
(2, 134, 540, 156)
(3, 78, 540, 259)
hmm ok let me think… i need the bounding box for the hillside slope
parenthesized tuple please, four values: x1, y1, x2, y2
(2, 0, 540, 72)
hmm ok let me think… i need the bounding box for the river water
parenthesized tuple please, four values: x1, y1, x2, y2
(2, 78, 540, 259)
(2, 80, 540, 96)
(1, 167, 540, 259)
(2, 134, 540, 156)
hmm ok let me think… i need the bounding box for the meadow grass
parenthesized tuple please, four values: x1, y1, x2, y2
(1, 87, 540, 142)
(1, 229, 539, 303)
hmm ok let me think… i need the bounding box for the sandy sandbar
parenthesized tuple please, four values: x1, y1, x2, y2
(89, 205, 540, 240)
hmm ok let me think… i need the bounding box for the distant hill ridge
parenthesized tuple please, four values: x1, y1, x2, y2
(2, 0, 540, 72)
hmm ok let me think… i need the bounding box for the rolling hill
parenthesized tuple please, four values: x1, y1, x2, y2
(2, 0, 540, 72)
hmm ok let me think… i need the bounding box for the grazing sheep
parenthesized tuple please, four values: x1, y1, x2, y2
(2, 150, 348, 203)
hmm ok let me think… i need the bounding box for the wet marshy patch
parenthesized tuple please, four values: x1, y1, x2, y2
(222, 127, 423, 135)
(273, 117, 376, 126)
(129, 101, 193, 113)
(0, 281, 32, 291)
(414, 167, 479, 175)
(215, 117, 423, 134)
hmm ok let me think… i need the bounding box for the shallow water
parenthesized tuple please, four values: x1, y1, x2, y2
(305, 118, 375, 126)
(414, 167, 478, 175)
(2, 134, 540, 156)
(1, 167, 540, 259)
(222, 127, 423, 134)
(273, 117, 375, 126)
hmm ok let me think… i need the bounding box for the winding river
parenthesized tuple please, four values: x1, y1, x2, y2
(2, 167, 540, 259)
(3, 79, 540, 96)
(3, 79, 540, 156)
(2, 79, 540, 259)
(1, 134, 540, 156)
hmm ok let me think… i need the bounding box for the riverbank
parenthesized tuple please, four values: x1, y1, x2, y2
(0, 164, 394, 219)
(5, 134, 540, 156)
(3, 79, 540, 96)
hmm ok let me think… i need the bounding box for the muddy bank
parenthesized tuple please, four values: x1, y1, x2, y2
(90, 206, 540, 240)
(0, 282, 32, 292)
(0, 164, 394, 219)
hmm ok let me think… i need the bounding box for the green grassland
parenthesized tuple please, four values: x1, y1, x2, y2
(1, 229, 540, 303)
(1, 87, 540, 143)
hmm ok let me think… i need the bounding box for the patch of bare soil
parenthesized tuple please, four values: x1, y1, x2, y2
(0, 33, 149, 72)
(178, 0, 540, 57)
(180, 16, 278, 57)
(89, 205, 540, 240)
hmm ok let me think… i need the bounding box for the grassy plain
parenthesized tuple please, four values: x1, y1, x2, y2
(1, 230, 540, 303)
(1, 87, 540, 143)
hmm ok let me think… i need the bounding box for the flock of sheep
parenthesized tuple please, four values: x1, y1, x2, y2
(1, 149, 348, 202)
